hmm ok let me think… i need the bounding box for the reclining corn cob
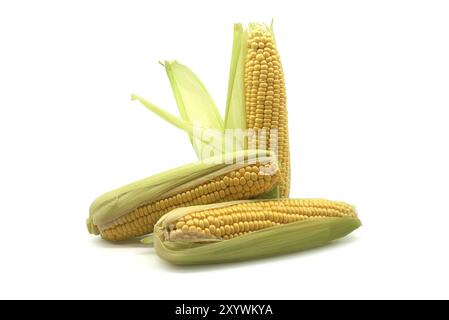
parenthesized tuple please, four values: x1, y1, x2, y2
(87, 150, 280, 241)
(151, 199, 361, 265)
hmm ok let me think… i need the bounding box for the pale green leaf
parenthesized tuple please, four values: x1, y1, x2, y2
(224, 24, 247, 137)
(164, 61, 224, 157)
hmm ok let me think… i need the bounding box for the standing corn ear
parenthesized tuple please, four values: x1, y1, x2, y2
(225, 23, 290, 197)
(87, 150, 280, 241)
(150, 199, 360, 265)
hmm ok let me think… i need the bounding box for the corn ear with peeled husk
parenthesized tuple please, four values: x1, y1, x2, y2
(150, 199, 361, 265)
(87, 150, 280, 241)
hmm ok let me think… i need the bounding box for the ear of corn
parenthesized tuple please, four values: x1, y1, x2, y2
(87, 150, 280, 241)
(151, 199, 361, 265)
(226, 22, 290, 197)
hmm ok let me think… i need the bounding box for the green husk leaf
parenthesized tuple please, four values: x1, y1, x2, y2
(131, 94, 224, 157)
(131, 94, 198, 137)
(254, 185, 280, 199)
(141, 234, 154, 245)
(224, 24, 247, 136)
(163, 61, 224, 158)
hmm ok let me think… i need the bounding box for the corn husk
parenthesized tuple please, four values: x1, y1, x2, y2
(132, 61, 225, 159)
(224, 24, 247, 134)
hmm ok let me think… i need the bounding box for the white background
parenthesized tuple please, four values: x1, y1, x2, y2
(0, 0, 448, 299)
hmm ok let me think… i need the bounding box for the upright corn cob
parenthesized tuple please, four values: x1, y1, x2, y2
(225, 23, 290, 197)
(152, 199, 361, 265)
(243, 24, 290, 197)
(87, 151, 280, 241)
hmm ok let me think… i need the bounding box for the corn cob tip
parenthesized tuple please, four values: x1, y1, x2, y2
(86, 218, 100, 235)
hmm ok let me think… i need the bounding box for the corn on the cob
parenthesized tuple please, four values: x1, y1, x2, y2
(87, 150, 280, 241)
(243, 24, 290, 197)
(151, 199, 361, 265)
